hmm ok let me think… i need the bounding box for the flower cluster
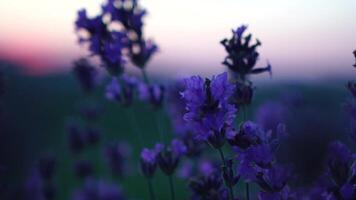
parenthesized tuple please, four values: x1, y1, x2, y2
(16, 1, 356, 200)
(221, 25, 271, 81)
(181, 72, 237, 148)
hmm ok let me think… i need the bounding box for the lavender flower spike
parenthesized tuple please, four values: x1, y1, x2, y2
(181, 72, 237, 148)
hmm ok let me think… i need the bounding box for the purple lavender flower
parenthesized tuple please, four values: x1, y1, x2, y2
(256, 165, 290, 194)
(255, 101, 289, 134)
(181, 72, 237, 148)
(74, 160, 94, 179)
(140, 144, 162, 178)
(79, 103, 102, 122)
(130, 40, 158, 68)
(189, 173, 229, 200)
(230, 81, 254, 107)
(101, 0, 158, 69)
(221, 25, 271, 80)
(72, 179, 125, 200)
(105, 76, 137, 106)
(85, 127, 102, 145)
(157, 139, 187, 175)
(138, 82, 165, 108)
(75, 9, 127, 75)
(66, 121, 86, 153)
(38, 153, 57, 180)
(104, 142, 130, 177)
(73, 58, 99, 93)
(327, 141, 354, 186)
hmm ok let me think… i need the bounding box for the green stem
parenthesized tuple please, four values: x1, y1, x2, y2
(168, 175, 175, 200)
(246, 182, 250, 200)
(217, 148, 234, 200)
(146, 178, 156, 200)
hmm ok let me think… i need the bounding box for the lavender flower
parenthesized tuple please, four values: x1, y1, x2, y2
(75, 9, 127, 75)
(73, 58, 99, 93)
(74, 160, 94, 179)
(181, 72, 237, 148)
(140, 144, 162, 178)
(221, 25, 271, 80)
(138, 82, 165, 108)
(101, 0, 158, 69)
(104, 142, 130, 177)
(66, 121, 86, 153)
(72, 179, 126, 200)
(157, 139, 187, 175)
(38, 153, 57, 180)
(189, 173, 229, 200)
(105, 76, 136, 106)
(230, 81, 254, 107)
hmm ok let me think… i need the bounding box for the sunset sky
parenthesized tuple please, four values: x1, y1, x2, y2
(0, 0, 355, 80)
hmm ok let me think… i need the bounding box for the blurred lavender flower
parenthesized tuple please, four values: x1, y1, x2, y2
(66, 121, 86, 154)
(256, 165, 291, 199)
(140, 144, 162, 178)
(79, 102, 103, 122)
(230, 82, 254, 107)
(221, 25, 271, 80)
(74, 160, 94, 179)
(85, 127, 102, 145)
(177, 159, 218, 179)
(181, 72, 237, 148)
(255, 101, 289, 134)
(102, 0, 158, 69)
(105, 75, 137, 106)
(189, 173, 229, 200)
(73, 58, 99, 93)
(75, 9, 127, 75)
(72, 179, 126, 200)
(24, 171, 44, 200)
(38, 154, 57, 181)
(157, 139, 187, 175)
(104, 142, 130, 177)
(138, 82, 165, 108)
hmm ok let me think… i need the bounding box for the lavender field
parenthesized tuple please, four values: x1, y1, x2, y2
(0, 0, 356, 199)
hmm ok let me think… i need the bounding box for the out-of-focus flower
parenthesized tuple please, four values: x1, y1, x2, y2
(327, 141, 354, 186)
(230, 81, 254, 107)
(105, 76, 137, 106)
(72, 179, 126, 200)
(101, 0, 158, 69)
(130, 40, 158, 68)
(255, 101, 289, 134)
(74, 160, 94, 179)
(75, 9, 127, 75)
(104, 142, 130, 177)
(222, 159, 240, 188)
(140, 144, 162, 178)
(157, 139, 187, 175)
(85, 127, 102, 145)
(221, 25, 271, 80)
(79, 103, 103, 122)
(181, 72, 237, 148)
(38, 153, 57, 181)
(189, 173, 229, 200)
(138, 82, 165, 108)
(66, 121, 86, 154)
(256, 165, 290, 194)
(73, 58, 99, 93)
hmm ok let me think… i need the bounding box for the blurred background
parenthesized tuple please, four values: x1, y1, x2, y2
(0, 0, 355, 199)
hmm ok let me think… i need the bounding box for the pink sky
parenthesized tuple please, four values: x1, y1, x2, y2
(1, 0, 356, 80)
